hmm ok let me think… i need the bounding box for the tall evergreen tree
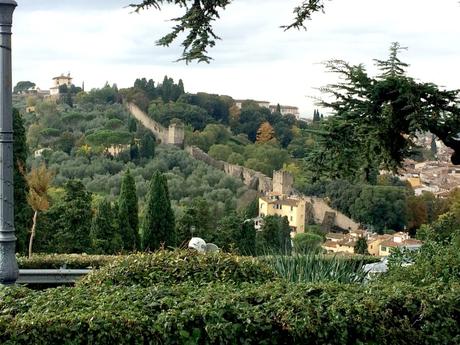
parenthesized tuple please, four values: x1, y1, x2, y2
(140, 132, 156, 159)
(354, 237, 369, 255)
(13, 109, 32, 254)
(91, 199, 122, 254)
(118, 170, 139, 251)
(430, 134, 438, 158)
(313, 109, 320, 122)
(54, 180, 92, 253)
(142, 172, 176, 250)
(237, 219, 257, 256)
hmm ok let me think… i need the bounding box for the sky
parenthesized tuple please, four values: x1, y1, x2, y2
(11, 0, 460, 118)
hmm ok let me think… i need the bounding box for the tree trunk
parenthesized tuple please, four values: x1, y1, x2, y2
(28, 210, 38, 259)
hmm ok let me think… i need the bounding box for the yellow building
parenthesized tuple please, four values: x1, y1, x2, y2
(258, 194, 307, 235)
(367, 235, 392, 256)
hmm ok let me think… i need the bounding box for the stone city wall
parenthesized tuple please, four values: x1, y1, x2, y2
(186, 146, 272, 193)
(307, 197, 360, 231)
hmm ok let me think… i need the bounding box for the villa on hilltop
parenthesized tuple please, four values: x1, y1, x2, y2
(50, 73, 72, 97)
(234, 99, 300, 120)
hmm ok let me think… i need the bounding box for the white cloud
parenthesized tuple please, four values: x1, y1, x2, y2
(11, 0, 460, 118)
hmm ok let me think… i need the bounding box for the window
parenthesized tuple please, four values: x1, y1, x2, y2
(381, 246, 387, 252)
(291, 206, 294, 211)
(290, 216, 293, 221)
(260, 204, 263, 209)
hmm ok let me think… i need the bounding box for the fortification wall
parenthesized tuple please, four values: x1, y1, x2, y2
(307, 197, 360, 231)
(126, 101, 359, 230)
(186, 146, 272, 193)
(126, 102, 184, 146)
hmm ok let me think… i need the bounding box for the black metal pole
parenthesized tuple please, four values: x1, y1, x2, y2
(0, 0, 17, 285)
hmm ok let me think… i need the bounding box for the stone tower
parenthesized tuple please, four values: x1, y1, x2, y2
(272, 170, 293, 195)
(168, 123, 185, 147)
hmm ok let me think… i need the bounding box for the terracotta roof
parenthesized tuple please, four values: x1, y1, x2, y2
(326, 233, 345, 240)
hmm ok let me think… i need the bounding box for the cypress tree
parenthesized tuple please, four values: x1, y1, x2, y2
(237, 220, 257, 256)
(430, 135, 438, 158)
(142, 172, 176, 250)
(313, 109, 320, 122)
(91, 199, 122, 254)
(140, 133, 156, 159)
(13, 109, 32, 254)
(118, 170, 139, 251)
(54, 180, 92, 253)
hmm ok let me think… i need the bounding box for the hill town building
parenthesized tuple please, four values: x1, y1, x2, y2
(50, 73, 72, 97)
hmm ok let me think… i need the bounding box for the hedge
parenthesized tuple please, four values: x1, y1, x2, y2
(1, 281, 459, 344)
(17, 254, 119, 269)
(79, 250, 277, 287)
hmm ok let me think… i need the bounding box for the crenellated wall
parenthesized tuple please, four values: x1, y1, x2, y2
(307, 197, 360, 231)
(186, 146, 360, 231)
(126, 102, 184, 146)
(127, 102, 359, 231)
(186, 146, 272, 193)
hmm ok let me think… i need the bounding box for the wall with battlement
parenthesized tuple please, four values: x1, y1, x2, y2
(186, 146, 272, 193)
(126, 102, 184, 146)
(126, 101, 359, 231)
(306, 197, 360, 231)
(186, 146, 360, 231)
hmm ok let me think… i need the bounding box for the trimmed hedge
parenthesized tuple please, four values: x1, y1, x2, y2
(17, 254, 118, 269)
(1, 281, 459, 344)
(79, 250, 277, 287)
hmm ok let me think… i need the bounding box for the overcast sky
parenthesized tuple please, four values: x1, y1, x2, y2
(12, 0, 460, 118)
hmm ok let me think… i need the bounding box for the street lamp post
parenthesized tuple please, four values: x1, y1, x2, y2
(0, 0, 17, 285)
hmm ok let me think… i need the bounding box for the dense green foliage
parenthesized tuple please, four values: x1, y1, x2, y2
(13, 109, 32, 255)
(1, 279, 459, 344)
(306, 44, 460, 182)
(79, 250, 275, 287)
(300, 179, 412, 233)
(257, 215, 292, 254)
(292, 232, 323, 254)
(17, 254, 117, 269)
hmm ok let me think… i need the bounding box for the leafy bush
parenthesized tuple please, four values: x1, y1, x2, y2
(383, 241, 460, 286)
(1, 281, 459, 344)
(17, 254, 118, 269)
(79, 250, 277, 287)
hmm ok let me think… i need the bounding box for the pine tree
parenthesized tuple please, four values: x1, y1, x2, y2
(374, 42, 409, 78)
(276, 103, 281, 113)
(118, 170, 139, 251)
(91, 199, 122, 254)
(13, 109, 32, 254)
(256, 121, 275, 143)
(142, 172, 176, 250)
